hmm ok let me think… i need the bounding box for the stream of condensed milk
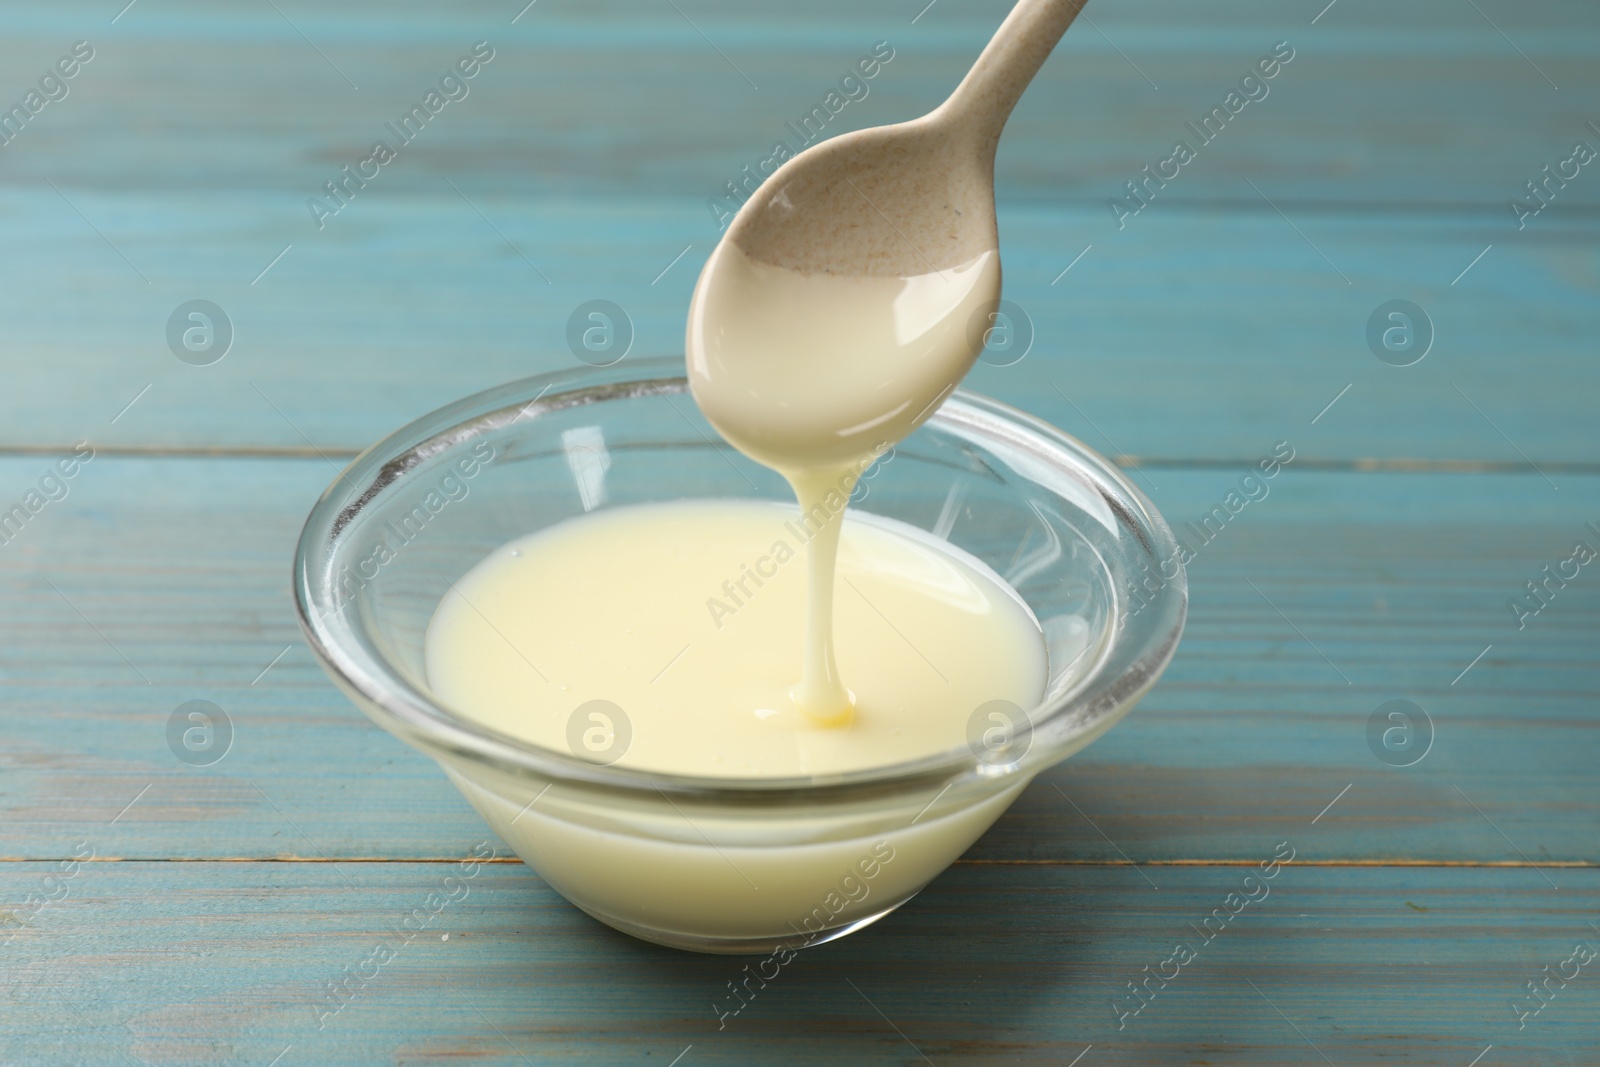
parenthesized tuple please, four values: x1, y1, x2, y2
(687, 242, 1003, 725)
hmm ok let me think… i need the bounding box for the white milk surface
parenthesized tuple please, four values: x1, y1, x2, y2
(425, 499, 1045, 778)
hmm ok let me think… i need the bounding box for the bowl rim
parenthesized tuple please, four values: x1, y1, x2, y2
(293, 357, 1187, 803)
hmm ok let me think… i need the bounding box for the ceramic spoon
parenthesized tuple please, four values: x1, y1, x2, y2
(687, 0, 1087, 470)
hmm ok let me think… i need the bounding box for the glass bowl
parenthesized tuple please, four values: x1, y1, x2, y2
(293, 358, 1186, 954)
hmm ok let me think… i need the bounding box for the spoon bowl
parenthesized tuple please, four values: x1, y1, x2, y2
(725, 114, 999, 278)
(687, 0, 1087, 468)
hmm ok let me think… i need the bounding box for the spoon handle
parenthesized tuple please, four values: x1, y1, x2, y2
(937, 0, 1086, 150)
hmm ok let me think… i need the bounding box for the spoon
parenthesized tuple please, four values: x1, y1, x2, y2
(687, 0, 1087, 473)
(685, 0, 1086, 726)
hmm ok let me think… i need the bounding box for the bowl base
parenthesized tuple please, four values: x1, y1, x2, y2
(573, 894, 918, 955)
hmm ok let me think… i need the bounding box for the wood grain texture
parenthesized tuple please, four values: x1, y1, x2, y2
(2, 457, 1593, 865)
(3, 862, 1596, 1065)
(4, 196, 1598, 461)
(3, 0, 1597, 204)
(0, 1, 1596, 457)
(1, 0, 1596, 1062)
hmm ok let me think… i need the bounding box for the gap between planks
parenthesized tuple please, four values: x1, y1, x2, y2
(0, 443, 1594, 477)
(1, 856, 1592, 868)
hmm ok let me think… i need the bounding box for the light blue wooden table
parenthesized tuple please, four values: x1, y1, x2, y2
(2, 1, 1597, 1063)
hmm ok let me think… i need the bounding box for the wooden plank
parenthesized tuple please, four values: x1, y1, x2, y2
(3, 196, 1597, 461)
(2, 456, 1594, 863)
(2, 0, 1596, 206)
(2, 861, 1594, 1064)
(2, 4, 1597, 456)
